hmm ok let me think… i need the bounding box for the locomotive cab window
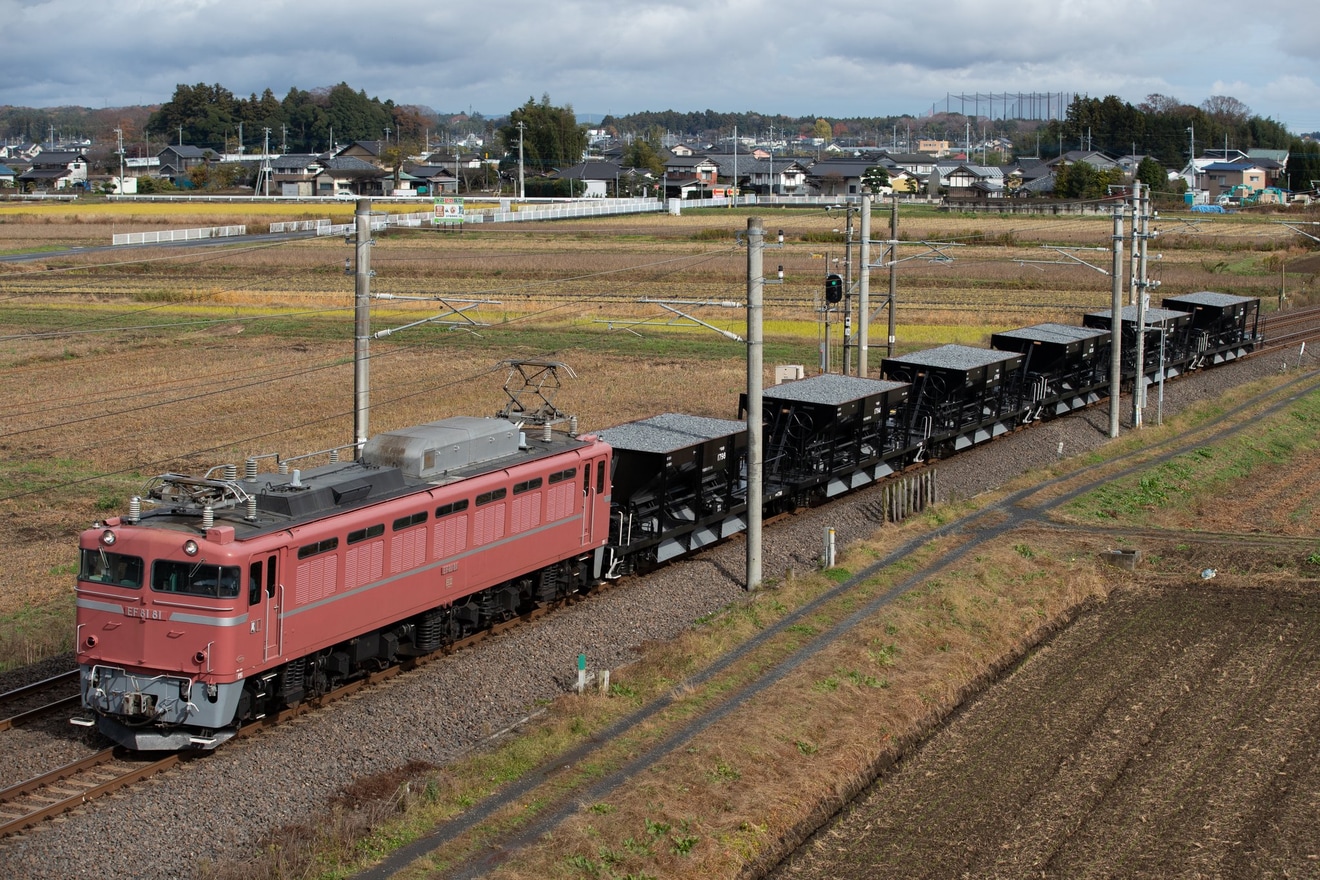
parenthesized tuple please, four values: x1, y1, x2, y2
(249, 561, 262, 605)
(152, 560, 241, 599)
(80, 549, 143, 589)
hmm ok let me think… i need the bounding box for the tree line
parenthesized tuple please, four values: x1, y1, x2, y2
(143, 82, 436, 154)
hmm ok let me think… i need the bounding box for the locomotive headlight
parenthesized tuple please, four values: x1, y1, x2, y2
(101, 529, 117, 546)
(183, 539, 199, 556)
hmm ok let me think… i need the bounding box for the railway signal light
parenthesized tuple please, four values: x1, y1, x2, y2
(825, 273, 843, 303)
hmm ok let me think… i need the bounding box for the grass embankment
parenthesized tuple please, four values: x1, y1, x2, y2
(199, 370, 1320, 880)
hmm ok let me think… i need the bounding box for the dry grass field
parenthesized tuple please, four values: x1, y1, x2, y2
(0, 199, 1315, 668)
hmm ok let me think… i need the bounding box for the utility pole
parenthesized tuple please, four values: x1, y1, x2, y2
(887, 195, 898, 358)
(1132, 182, 1146, 428)
(114, 127, 124, 194)
(1109, 202, 1124, 439)
(745, 217, 764, 591)
(842, 205, 854, 373)
(1139, 184, 1157, 418)
(858, 190, 871, 375)
(353, 198, 373, 450)
(517, 120, 526, 200)
(260, 128, 272, 196)
(732, 125, 738, 206)
(1187, 124, 1197, 194)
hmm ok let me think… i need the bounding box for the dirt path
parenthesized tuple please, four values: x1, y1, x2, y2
(771, 580, 1320, 879)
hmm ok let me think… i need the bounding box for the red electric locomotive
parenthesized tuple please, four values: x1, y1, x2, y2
(73, 416, 611, 749)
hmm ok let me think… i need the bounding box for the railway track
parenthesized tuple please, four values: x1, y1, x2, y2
(1260, 303, 1320, 349)
(0, 671, 81, 733)
(0, 597, 562, 839)
(0, 749, 184, 838)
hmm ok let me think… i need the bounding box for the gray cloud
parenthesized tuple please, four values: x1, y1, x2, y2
(0, 0, 1314, 130)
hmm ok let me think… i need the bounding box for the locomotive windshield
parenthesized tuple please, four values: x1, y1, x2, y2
(151, 560, 241, 599)
(79, 549, 144, 589)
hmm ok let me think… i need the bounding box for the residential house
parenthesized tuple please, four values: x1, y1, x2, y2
(313, 156, 388, 197)
(336, 140, 388, 165)
(1008, 159, 1055, 196)
(888, 168, 921, 194)
(1202, 162, 1268, 199)
(0, 143, 41, 162)
(660, 175, 710, 200)
(1114, 154, 1149, 176)
(663, 154, 721, 187)
(401, 162, 459, 196)
(805, 157, 879, 197)
(880, 152, 939, 181)
(1248, 149, 1289, 187)
(1047, 150, 1119, 173)
(929, 163, 1005, 199)
(694, 154, 806, 195)
(550, 161, 625, 197)
(737, 157, 807, 195)
(270, 154, 322, 197)
(156, 145, 216, 182)
(17, 149, 89, 190)
(0, 163, 15, 187)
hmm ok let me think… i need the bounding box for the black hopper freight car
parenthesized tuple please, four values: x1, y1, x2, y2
(1161, 291, 1261, 367)
(739, 373, 911, 512)
(596, 413, 748, 577)
(990, 323, 1112, 419)
(881, 344, 1027, 459)
(1084, 305, 1194, 383)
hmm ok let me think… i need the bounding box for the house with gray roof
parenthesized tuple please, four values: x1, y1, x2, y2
(17, 149, 88, 190)
(401, 163, 459, 196)
(929, 163, 1005, 199)
(313, 156, 389, 197)
(154, 145, 218, 182)
(698, 154, 807, 195)
(1202, 161, 1268, 199)
(804, 157, 892, 197)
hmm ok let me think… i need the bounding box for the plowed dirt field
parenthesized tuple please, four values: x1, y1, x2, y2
(774, 580, 1320, 879)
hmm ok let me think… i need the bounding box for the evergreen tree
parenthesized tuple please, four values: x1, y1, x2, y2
(499, 95, 587, 171)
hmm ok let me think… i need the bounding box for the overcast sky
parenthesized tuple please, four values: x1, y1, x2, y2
(4, 0, 1317, 134)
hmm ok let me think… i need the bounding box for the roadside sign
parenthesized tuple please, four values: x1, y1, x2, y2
(432, 197, 465, 226)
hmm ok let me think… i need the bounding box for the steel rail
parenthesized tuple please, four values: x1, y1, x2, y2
(0, 670, 81, 732)
(0, 749, 186, 838)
